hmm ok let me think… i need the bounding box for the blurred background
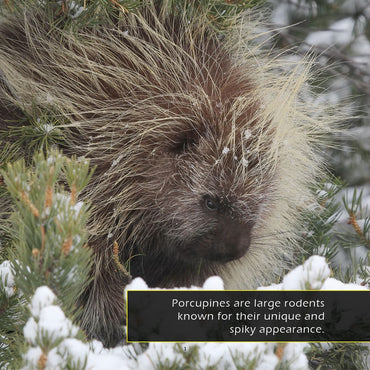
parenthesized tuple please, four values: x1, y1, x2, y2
(265, 0, 370, 281)
(268, 0, 370, 186)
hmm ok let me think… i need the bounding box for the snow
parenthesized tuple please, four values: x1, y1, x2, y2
(281, 343, 310, 369)
(255, 351, 280, 370)
(111, 154, 124, 168)
(259, 255, 367, 291)
(48, 339, 89, 368)
(125, 276, 148, 290)
(23, 287, 80, 352)
(321, 278, 367, 290)
(29, 286, 57, 318)
(241, 157, 249, 168)
(46, 152, 63, 166)
(0, 260, 15, 297)
(349, 125, 370, 152)
(271, 1, 317, 27)
(244, 129, 252, 140)
(197, 343, 233, 368)
(23, 347, 43, 369)
(23, 318, 38, 345)
(18, 255, 368, 369)
(22, 287, 88, 369)
(126, 275, 224, 292)
(202, 276, 224, 290)
(38, 305, 79, 341)
(222, 147, 230, 155)
(282, 256, 331, 290)
(270, 3, 291, 27)
(35, 122, 55, 133)
(341, 0, 370, 15)
(54, 194, 85, 250)
(136, 343, 185, 369)
(69, 0, 85, 19)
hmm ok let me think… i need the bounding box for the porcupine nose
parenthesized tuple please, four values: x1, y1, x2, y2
(202, 195, 253, 262)
(211, 219, 253, 262)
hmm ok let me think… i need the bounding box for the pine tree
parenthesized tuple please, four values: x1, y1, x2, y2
(0, 149, 94, 367)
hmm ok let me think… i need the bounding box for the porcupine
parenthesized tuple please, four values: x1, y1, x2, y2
(0, 1, 333, 346)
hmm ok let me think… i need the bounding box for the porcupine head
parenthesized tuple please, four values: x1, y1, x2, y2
(0, 1, 333, 347)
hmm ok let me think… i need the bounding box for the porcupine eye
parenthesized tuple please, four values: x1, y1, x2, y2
(172, 132, 198, 154)
(203, 195, 218, 211)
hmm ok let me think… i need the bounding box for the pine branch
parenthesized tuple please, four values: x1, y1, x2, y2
(299, 178, 343, 264)
(0, 149, 94, 366)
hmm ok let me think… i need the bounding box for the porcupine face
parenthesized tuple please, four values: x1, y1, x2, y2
(133, 92, 276, 266)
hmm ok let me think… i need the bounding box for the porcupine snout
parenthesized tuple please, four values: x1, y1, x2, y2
(180, 193, 255, 263)
(204, 194, 254, 261)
